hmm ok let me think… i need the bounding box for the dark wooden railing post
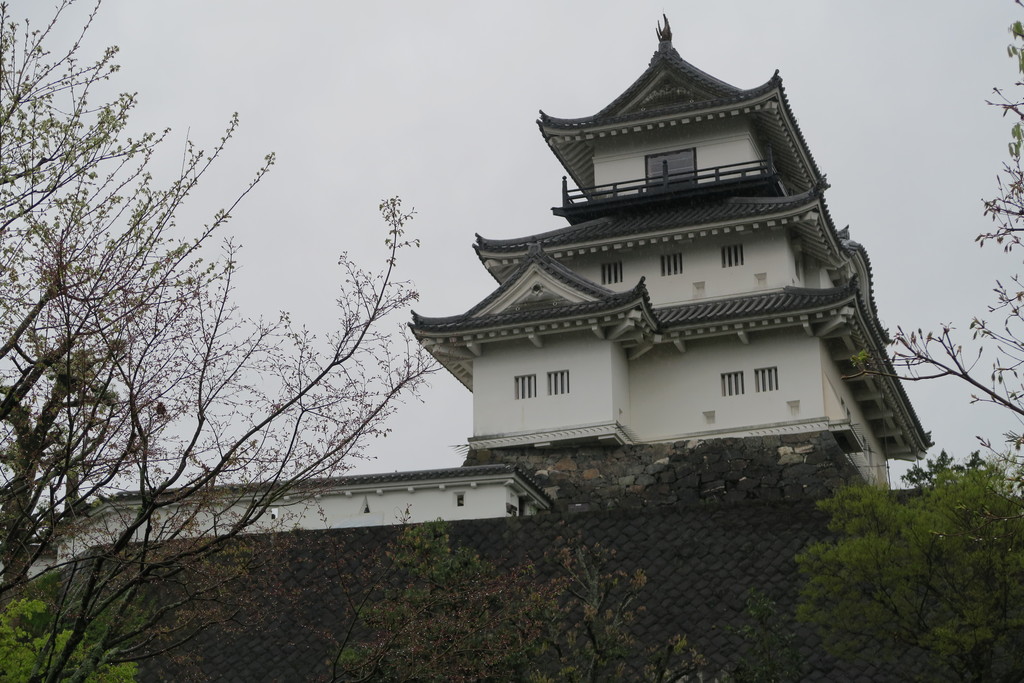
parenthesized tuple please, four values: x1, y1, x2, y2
(561, 176, 569, 206)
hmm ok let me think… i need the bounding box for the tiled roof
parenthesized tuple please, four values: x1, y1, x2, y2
(140, 500, 932, 682)
(657, 281, 857, 328)
(411, 244, 653, 334)
(411, 283, 649, 334)
(538, 79, 778, 131)
(538, 42, 770, 130)
(537, 40, 825, 198)
(475, 190, 821, 256)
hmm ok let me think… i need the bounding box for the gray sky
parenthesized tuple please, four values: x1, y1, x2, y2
(30, 1, 1024, 483)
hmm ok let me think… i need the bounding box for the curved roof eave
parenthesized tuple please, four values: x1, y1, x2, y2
(475, 189, 836, 264)
(411, 279, 654, 337)
(657, 281, 858, 329)
(847, 300, 931, 455)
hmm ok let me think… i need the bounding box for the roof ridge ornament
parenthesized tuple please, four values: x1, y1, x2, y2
(656, 14, 672, 44)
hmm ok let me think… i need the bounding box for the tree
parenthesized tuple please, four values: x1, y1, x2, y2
(797, 466, 1024, 682)
(728, 589, 801, 683)
(535, 541, 703, 683)
(332, 521, 556, 682)
(0, 2, 431, 680)
(853, 4, 1024, 452)
(901, 450, 986, 489)
(330, 527, 702, 683)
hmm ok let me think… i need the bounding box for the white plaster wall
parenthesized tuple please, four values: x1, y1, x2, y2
(301, 484, 516, 528)
(591, 120, 760, 187)
(819, 345, 888, 472)
(627, 331, 825, 441)
(68, 481, 526, 556)
(559, 230, 799, 306)
(472, 335, 620, 437)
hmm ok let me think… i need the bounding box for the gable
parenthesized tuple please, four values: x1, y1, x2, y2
(474, 265, 601, 317)
(604, 66, 725, 119)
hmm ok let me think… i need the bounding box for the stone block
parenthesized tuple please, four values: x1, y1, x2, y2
(678, 488, 701, 504)
(635, 474, 656, 487)
(777, 448, 803, 466)
(582, 468, 602, 481)
(646, 461, 669, 475)
(724, 489, 748, 503)
(728, 458, 749, 471)
(554, 457, 578, 472)
(736, 476, 758, 491)
(701, 479, 726, 495)
(617, 475, 636, 486)
(783, 483, 806, 499)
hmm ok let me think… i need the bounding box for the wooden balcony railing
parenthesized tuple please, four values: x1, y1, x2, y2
(562, 158, 777, 207)
(554, 152, 782, 222)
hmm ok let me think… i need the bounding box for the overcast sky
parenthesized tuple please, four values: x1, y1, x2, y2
(27, 1, 1024, 484)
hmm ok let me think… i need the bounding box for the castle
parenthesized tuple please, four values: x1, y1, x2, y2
(410, 18, 927, 488)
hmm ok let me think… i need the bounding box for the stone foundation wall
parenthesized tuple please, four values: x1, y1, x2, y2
(463, 431, 864, 511)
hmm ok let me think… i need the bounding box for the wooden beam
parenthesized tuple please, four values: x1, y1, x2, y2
(737, 331, 749, 345)
(528, 333, 543, 348)
(673, 339, 686, 354)
(863, 407, 894, 421)
(628, 342, 654, 360)
(817, 316, 848, 338)
(607, 319, 633, 341)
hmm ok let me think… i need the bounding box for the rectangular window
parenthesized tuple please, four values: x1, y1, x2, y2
(660, 252, 683, 276)
(547, 370, 570, 395)
(721, 371, 744, 396)
(646, 148, 696, 180)
(514, 374, 536, 400)
(754, 366, 779, 392)
(455, 492, 465, 507)
(722, 244, 744, 268)
(601, 261, 623, 285)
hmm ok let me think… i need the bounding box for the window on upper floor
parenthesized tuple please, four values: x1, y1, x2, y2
(548, 370, 570, 395)
(514, 374, 537, 400)
(660, 252, 683, 276)
(755, 366, 779, 392)
(721, 371, 744, 396)
(646, 148, 696, 181)
(601, 261, 623, 285)
(722, 244, 744, 268)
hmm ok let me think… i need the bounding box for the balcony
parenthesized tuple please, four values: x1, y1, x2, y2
(553, 156, 784, 223)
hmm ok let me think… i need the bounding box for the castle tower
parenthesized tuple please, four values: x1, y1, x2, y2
(411, 19, 927, 487)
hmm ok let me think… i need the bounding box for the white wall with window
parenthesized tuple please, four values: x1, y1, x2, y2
(590, 120, 760, 187)
(471, 335, 628, 439)
(627, 330, 824, 442)
(559, 231, 798, 307)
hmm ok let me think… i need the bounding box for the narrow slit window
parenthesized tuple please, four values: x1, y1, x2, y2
(601, 261, 623, 285)
(455, 492, 465, 507)
(721, 244, 744, 268)
(514, 374, 537, 400)
(360, 497, 370, 514)
(721, 371, 744, 396)
(755, 366, 779, 392)
(548, 370, 570, 395)
(660, 252, 683, 276)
